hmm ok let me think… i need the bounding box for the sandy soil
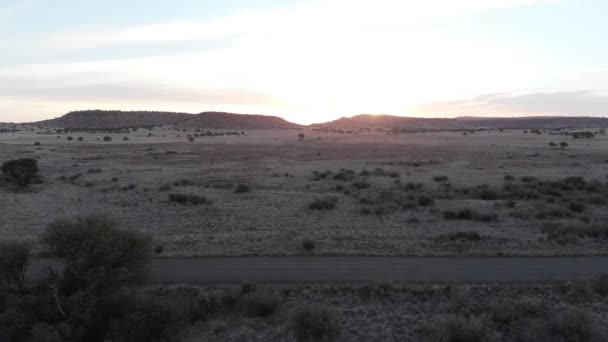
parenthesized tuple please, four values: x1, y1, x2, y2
(1, 127, 607, 256)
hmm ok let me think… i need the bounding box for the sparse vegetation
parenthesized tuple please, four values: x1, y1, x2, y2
(290, 305, 341, 342)
(168, 193, 210, 205)
(433, 175, 448, 182)
(235, 184, 251, 193)
(309, 197, 338, 210)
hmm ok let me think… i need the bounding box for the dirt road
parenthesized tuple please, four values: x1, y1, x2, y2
(26, 256, 608, 285)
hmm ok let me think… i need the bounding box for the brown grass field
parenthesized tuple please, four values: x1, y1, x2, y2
(2, 127, 607, 256)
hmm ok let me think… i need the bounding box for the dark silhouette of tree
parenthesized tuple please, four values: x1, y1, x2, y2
(43, 215, 150, 294)
(1, 158, 39, 188)
(0, 241, 29, 290)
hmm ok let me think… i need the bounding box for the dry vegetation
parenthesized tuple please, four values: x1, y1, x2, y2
(2, 126, 608, 256)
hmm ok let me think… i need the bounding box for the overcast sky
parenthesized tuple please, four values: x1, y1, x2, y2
(1, 0, 607, 124)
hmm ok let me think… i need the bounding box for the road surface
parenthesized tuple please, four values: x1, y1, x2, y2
(26, 256, 608, 285)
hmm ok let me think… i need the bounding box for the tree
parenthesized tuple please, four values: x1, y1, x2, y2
(560, 142, 568, 150)
(1, 158, 39, 188)
(43, 216, 151, 293)
(0, 241, 29, 290)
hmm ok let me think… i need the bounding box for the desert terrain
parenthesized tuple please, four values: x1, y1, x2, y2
(2, 123, 607, 257)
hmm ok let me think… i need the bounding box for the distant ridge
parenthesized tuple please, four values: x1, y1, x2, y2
(176, 111, 300, 129)
(36, 110, 193, 128)
(24, 110, 608, 130)
(33, 110, 300, 129)
(313, 114, 608, 130)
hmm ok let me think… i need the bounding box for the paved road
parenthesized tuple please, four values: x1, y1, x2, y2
(26, 256, 608, 285)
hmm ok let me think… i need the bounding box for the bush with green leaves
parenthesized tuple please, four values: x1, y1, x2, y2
(290, 305, 341, 342)
(1, 158, 39, 188)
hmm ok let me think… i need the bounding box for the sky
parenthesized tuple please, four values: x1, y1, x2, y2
(1, 0, 607, 124)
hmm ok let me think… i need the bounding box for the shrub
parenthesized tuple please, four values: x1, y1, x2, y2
(43, 215, 150, 293)
(490, 298, 546, 325)
(541, 222, 608, 241)
(309, 197, 337, 210)
(479, 190, 498, 200)
(238, 289, 282, 318)
(290, 305, 341, 342)
(549, 308, 592, 342)
(103, 136, 112, 141)
(172, 179, 197, 187)
(302, 239, 315, 252)
(332, 169, 355, 181)
(122, 136, 130, 141)
(436, 316, 487, 342)
(168, 193, 210, 205)
(438, 231, 481, 242)
(1, 158, 39, 188)
(234, 184, 251, 193)
(569, 202, 586, 213)
(474, 212, 498, 222)
(67, 136, 73, 141)
(0, 241, 29, 290)
(433, 175, 448, 182)
(444, 209, 473, 220)
(417, 196, 434, 207)
(78, 137, 83, 142)
(504, 175, 515, 181)
(351, 181, 370, 189)
(593, 274, 608, 296)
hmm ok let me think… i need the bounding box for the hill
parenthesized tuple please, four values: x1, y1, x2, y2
(314, 114, 608, 130)
(24, 111, 608, 130)
(33, 110, 300, 129)
(36, 110, 192, 128)
(176, 111, 300, 129)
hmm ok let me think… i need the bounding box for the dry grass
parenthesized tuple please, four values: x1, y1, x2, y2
(2, 128, 608, 256)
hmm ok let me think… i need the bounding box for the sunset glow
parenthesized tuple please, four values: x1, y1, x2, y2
(1, 0, 607, 123)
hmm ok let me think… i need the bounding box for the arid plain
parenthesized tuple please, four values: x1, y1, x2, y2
(2, 126, 607, 257)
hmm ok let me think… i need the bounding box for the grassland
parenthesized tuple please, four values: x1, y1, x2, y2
(2, 127, 608, 256)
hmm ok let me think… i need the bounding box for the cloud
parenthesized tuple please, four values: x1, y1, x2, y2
(0, 0, 585, 124)
(414, 91, 608, 117)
